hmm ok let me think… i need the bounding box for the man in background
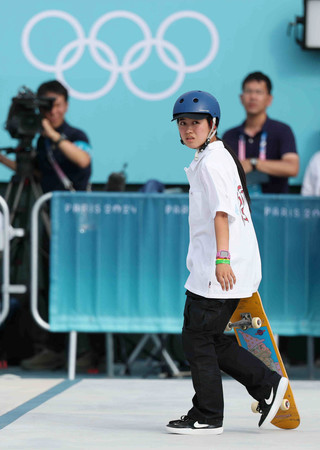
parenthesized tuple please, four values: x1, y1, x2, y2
(0, 80, 91, 192)
(223, 72, 299, 193)
(0, 80, 92, 370)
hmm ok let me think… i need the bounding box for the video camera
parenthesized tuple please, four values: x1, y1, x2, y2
(5, 86, 54, 144)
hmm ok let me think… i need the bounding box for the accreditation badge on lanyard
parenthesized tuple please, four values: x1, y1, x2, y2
(238, 132, 267, 161)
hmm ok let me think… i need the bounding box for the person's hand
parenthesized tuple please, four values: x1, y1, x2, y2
(215, 264, 236, 291)
(41, 118, 59, 142)
(242, 159, 255, 173)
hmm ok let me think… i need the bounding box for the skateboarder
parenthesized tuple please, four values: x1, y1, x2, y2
(166, 91, 288, 435)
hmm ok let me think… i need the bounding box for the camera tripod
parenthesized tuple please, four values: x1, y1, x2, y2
(3, 148, 50, 235)
(1, 146, 51, 292)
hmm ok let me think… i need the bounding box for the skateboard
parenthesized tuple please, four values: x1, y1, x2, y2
(226, 292, 300, 430)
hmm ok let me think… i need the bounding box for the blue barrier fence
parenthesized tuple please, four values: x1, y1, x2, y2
(49, 193, 320, 336)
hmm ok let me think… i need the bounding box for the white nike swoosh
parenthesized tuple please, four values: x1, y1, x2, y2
(193, 422, 209, 428)
(265, 388, 274, 406)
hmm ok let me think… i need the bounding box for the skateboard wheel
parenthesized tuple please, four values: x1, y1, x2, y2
(252, 317, 262, 329)
(251, 401, 259, 414)
(280, 399, 290, 411)
(225, 323, 232, 332)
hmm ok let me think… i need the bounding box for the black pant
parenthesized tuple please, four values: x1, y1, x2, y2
(182, 291, 280, 425)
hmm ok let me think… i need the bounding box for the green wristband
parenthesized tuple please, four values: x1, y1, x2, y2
(216, 259, 230, 265)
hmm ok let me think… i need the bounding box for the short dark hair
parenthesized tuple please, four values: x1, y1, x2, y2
(37, 80, 69, 101)
(242, 71, 272, 94)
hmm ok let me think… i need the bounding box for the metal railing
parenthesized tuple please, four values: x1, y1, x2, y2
(0, 195, 26, 327)
(31, 192, 78, 380)
(30, 192, 181, 380)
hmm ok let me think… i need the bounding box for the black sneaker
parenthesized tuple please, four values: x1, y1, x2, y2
(257, 377, 289, 428)
(166, 415, 223, 435)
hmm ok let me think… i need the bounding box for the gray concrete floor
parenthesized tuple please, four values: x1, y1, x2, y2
(0, 372, 319, 449)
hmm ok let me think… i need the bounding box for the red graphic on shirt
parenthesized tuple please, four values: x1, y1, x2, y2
(237, 185, 249, 224)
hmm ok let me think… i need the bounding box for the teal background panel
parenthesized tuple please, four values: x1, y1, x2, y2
(0, 0, 316, 185)
(49, 193, 320, 336)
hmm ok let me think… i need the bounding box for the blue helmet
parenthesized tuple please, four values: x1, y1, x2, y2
(172, 90, 220, 122)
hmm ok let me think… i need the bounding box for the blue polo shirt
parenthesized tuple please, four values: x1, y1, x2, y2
(222, 117, 297, 193)
(36, 121, 91, 193)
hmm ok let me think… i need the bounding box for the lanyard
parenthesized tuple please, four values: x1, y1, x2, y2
(238, 131, 267, 161)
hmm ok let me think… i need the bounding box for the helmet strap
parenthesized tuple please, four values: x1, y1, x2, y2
(196, 117, 217, 156)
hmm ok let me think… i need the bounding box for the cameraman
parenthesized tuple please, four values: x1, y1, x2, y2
(1, 80, 93, 370)
(35, 80, 91, 193)
(0, 80, 91, 192)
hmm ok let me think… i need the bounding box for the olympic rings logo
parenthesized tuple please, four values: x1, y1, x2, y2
(22, 10, 219, 101)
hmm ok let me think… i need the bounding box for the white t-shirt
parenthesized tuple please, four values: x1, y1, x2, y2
(184, 140, 261, 299)
(301, 151, 320, 196)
